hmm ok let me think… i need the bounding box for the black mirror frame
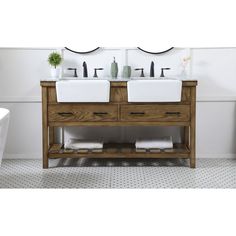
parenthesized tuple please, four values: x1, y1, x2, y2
(137, 47, 174, 55)
(64, 47, 174, 55)
(64, 47, 100, 54)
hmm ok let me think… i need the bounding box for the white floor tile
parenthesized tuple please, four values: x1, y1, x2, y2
(0, 159, 236, 188)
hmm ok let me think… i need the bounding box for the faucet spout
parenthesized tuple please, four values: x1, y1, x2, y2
(83, 61, 88, 77)
(150, 61, 155, 77)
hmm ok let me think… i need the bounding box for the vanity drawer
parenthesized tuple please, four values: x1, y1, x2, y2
(120, 105, 190, 122)
(48, 104, 118, 122)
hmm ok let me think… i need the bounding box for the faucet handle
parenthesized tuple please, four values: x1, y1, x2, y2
(67, 68, 78, 77)
(93, 68, 104, 78)
(160, 68, 170, 77)
(135, 68, 145, 77)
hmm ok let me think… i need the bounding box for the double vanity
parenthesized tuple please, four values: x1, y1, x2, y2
(41, 78, 197, 169)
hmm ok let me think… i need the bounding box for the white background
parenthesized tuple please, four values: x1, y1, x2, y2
(1, 1, 236, 236)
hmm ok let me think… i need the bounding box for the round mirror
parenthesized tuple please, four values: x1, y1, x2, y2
(137, 47, 174, 54)
(65, 47, 100, 54)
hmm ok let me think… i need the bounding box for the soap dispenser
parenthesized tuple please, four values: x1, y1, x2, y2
(111, 57, 118, 78)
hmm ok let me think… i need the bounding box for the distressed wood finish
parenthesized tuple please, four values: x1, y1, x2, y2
(49, 127, 54, 145)
(48, 104, 118, 122)
(190, 86, 196, 168)
(41, 80, 197, 168)
(42, 87, 49, 168)
(110, 87, 127, 103)
(120, 104, 190, 122)
(48, 121, 190, 127)
(48, 143, 190, 159)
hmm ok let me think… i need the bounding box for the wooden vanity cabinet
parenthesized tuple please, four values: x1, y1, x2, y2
(41, 80, 197, 168)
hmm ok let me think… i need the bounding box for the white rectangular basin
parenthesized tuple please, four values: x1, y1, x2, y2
(56, 80, 110, 102)
(127, 79, 182, 102)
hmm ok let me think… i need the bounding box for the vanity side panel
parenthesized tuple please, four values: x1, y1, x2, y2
(190, 86, 196, 168)
(48, 87, 57, 103)
(41, 86, 49, 168)
(182, 87, 191, 102)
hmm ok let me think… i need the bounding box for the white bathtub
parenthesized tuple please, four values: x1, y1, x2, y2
(0, 108, 10, 166)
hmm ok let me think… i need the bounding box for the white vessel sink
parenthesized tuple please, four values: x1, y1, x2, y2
(56, 80, 110, 102)
(127, 79, 182, 102)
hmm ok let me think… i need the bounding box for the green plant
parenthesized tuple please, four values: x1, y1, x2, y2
(48, 52, 62, 68)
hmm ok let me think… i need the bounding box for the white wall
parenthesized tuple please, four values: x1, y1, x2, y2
(0, 48, 56, 159)
(62, 47, 188, 78)
(196, 102, 236, 158)
(192, 48, 236, 101)
(0, 102, 42, 159)
(192, 48, 236, 158)
(0, 47, 236, 159)
(0, 48, 56, 102)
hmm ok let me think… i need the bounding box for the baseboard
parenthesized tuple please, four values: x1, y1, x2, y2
(197, 153, 236, 159)
(3, 154, 41, 160)
(3, 153, 236, 160)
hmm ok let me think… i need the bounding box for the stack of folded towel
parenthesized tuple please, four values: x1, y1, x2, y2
(135, 136, 173, 150)
(64, 139, 103, 150)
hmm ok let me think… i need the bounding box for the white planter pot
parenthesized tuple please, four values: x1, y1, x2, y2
(50, 67, 60, 78)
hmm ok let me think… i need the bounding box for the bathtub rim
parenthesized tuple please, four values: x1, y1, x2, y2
(0, 108, 10, 121)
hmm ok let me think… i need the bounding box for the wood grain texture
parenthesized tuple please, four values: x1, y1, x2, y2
(121, 105, 190, 122)
(190, 86, 196, 168)
(48, 104, 118, 122)
(40, 80, 197, 168)
(48, 121, 191, 127)
(182, 87, 191, 101)
(48, 87, 57, 103)
(48, 143, 190, 159)
(49, 127, 54, 145)
(110, 87, 127, 103)
(42, 87, 49, 168)
(184, 126, 190, 148)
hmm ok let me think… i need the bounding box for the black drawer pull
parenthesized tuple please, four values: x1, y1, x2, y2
(93, 112, 108, 115)
(58, 112, 74, 117)
(165, 112, 181, 115)
(130, 112, 145, 115)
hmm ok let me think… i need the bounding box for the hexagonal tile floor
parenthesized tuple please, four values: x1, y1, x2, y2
(0, 158, 236, 188)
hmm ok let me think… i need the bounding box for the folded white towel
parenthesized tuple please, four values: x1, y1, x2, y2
(135, 136, 173, 149)
(65, 139, 103, 150)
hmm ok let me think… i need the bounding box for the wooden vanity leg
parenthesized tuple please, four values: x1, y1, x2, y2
(49, 127, 54, 145)
(184, 126, 190, 148)
(43, 127, 49, 169)
(190, 87, 196, 168)
(42, 87, 49, 169)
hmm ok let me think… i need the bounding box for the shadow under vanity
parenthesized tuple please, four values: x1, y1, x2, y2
(41, 79, 197, 169)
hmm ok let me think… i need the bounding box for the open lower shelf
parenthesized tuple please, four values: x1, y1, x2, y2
(48, 143, 190, 159)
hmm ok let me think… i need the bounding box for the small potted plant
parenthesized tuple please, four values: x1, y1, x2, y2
(48, 52, 62, 78)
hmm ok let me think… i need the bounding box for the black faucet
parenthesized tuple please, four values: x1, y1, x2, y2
(67, 68, 78, 77)
(150, 61, 155, 77)
(160, 68, 171, 77)
(135, 68, 145, 77)
(83, 61, 88, 77)
(93, 68, 104, 78)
